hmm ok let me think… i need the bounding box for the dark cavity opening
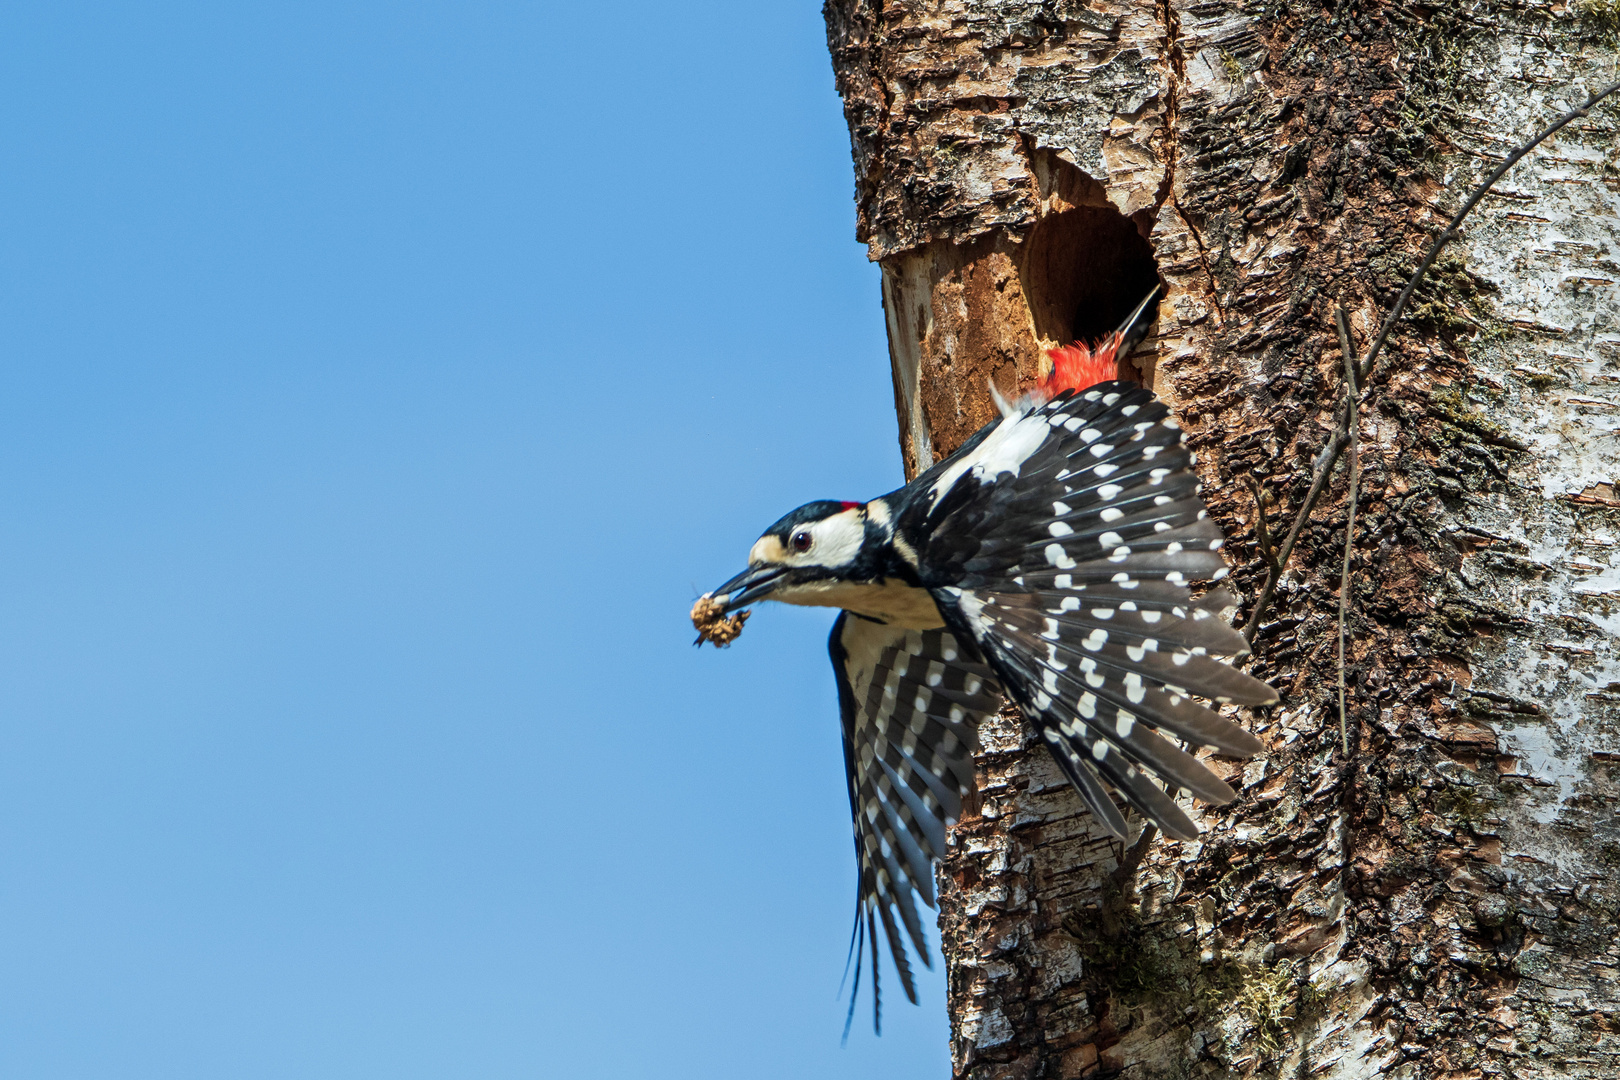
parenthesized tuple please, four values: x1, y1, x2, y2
(1019, 152, 1163, 365)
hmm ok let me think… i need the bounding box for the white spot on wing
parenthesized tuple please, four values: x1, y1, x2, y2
(1124, 673, 1145, 704)
(1080, 658, 1105, 687)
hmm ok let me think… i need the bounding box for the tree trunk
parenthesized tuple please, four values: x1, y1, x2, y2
(824, 2, 1620, 1077)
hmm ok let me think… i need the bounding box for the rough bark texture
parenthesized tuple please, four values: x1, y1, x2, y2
(824, 1, 1620, 1077)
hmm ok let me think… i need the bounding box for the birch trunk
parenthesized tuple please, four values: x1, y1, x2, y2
(824, 1, 1620, 1076)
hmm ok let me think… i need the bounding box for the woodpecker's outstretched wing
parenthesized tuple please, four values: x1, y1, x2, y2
(828, 612, 1003, 1033)
(915, 381, 1275, 840)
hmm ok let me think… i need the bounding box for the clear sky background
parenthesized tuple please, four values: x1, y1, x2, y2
(0, 2, 951, 1077)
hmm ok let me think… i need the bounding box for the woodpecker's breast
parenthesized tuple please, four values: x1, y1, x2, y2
(773, 578, 946, 629)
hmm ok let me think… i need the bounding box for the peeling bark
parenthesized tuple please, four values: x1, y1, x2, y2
(825, 1, 1620, 1077)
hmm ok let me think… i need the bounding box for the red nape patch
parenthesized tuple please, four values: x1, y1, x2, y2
(840, 501, 863, 511)
(1038, 334, 1123, 398)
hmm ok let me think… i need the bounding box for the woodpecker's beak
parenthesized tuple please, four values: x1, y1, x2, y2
(711, 563, 788, 612)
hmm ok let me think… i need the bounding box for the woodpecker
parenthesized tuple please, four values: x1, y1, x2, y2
(699, 293, 1276, 1030)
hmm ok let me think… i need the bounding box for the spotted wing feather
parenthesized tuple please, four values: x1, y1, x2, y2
(829, 612, 1003, 1032)
(915, 381, 1276, 840)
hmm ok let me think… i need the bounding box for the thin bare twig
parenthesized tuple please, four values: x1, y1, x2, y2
(1245, 474, 1280, 574)
(1242, 426, 1350, 642)
(1242, 79, 1620, 642)
(1334, 306, 1359, 757)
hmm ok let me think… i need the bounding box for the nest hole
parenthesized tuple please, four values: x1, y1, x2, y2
(1019, 154, 1163, 378)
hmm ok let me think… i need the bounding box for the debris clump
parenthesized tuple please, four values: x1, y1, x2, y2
(691, 594, 749, 647)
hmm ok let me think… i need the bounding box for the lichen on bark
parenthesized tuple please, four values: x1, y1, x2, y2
(824, 0, 1620, 1076)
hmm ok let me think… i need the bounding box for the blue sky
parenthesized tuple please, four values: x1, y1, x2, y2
(0, 3, 951, 1077)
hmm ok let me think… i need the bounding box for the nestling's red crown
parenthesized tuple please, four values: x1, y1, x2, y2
(1036, 333, 1125, 399)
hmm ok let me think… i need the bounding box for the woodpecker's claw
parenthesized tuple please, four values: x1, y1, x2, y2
(710, 564, 788, 612)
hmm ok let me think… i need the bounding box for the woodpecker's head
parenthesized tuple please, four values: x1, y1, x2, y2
(706, 495, 946, 630)
(709, 500, 877, 611)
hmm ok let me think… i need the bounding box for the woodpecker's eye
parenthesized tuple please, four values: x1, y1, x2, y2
(791, 530, 813, 553)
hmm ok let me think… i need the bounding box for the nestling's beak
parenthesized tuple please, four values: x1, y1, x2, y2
(710, 563, 788, 612)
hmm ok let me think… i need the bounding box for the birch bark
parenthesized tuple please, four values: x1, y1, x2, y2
(823, 1, 1620, 1076)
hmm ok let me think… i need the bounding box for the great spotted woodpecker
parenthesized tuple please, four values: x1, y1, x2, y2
(700, 294, 1275, 1029)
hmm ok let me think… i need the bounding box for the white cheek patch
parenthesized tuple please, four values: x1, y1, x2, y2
(799, 509, 865, 568)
